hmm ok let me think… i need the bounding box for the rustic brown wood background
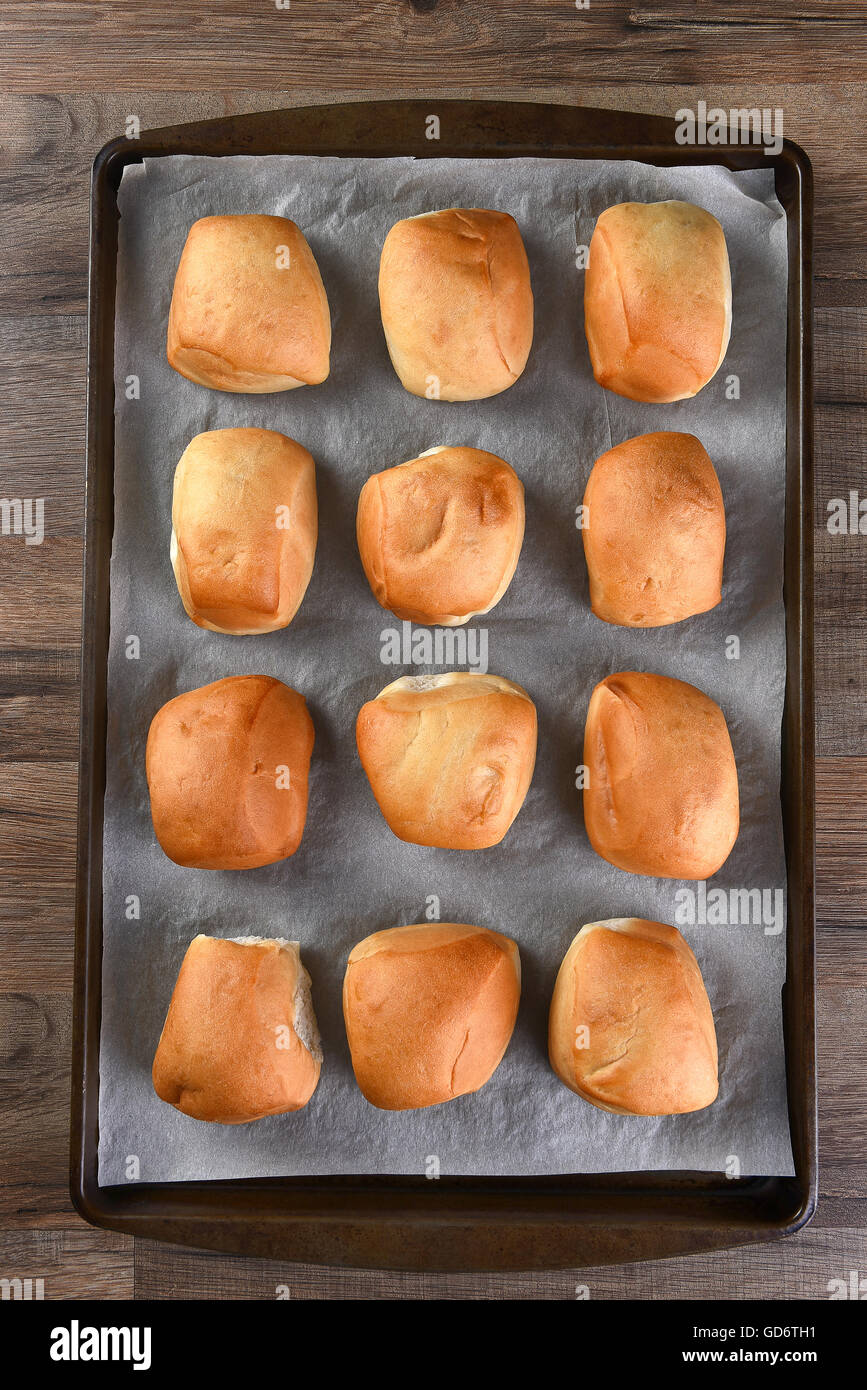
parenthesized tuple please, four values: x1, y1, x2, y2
(0, 1, 865, 1300)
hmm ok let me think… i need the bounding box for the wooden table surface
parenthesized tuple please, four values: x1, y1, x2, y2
(1, 2, 865, 1300)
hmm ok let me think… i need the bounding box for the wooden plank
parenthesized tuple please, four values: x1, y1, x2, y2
(133, 1224, 867, 1298)
(0, 764, 77, 889)
(0, 897, 77, 993)
(0, 316, 86, 523)
(0, 650, 80, 764)
(817, 983, 867, 1164)
(821, 1164, 867, 1199)
(815, 308, 867, 405)
(0, 541, 82, 647)
(0, 3, 865, 91)
(817, 762, 867, 927)
(817, 922, 867, 984)
(0, 317, 86, 474)
(0, 764, 78, 994)
(0, 1228, 133, 1299)
(815, 404, 867, 756)
(0, 993, 76, 1228)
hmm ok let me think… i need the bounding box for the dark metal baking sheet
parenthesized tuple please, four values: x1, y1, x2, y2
(71, 99, 815, 1271)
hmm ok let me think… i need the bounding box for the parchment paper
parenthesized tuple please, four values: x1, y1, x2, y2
(98, 153, 793, 1183)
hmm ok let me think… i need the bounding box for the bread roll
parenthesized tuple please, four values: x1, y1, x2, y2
(153, 935, 322, 1123)
(167, 214, 331, 392)
(146, 675, 314, 870)
(171, 427, 317, 635)
(356, 446, 525, 625)
(584, 200, 731, 402)
(582, 431, 725, 627)
(548, 918, 718, 1115)
(378, 209, 533, 400)
(343, 923, 520, 1110)
(356, 672, 537, 849)
(583, 671, 739, 879)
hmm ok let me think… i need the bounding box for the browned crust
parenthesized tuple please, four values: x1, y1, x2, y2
(145, 675, 314, 870)
(548, 919, 718, 1115)
(167, 214, 331, 393)
(343, 923, 521, 1110)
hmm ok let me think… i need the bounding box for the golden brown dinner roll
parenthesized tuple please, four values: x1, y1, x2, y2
(343, 923, 520, 1110)
(548, 918, 718, 1115)
(356, 672, 537, 849)
(583, 671, 739, 879)
(582, 431, 725, 627)
(378, 209, 533, 400)
(167, 214, 331, 392)
(356, 446, 525, 625)
(584, 200, 731, 402)
(153, 935, 322, 1123)
(146, 675, 314, 870)
(171, 427, 317, 635)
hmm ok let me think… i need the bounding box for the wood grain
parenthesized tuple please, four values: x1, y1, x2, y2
(0, 4, 865, 90)
(0, 1228, 133, 1299)
(0, 9, 864, 1295)
(133, 1225, 867, 1299)
(817, 761, 867, 924)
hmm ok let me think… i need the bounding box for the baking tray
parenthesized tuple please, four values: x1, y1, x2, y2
(71, 99, 815, 1271)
